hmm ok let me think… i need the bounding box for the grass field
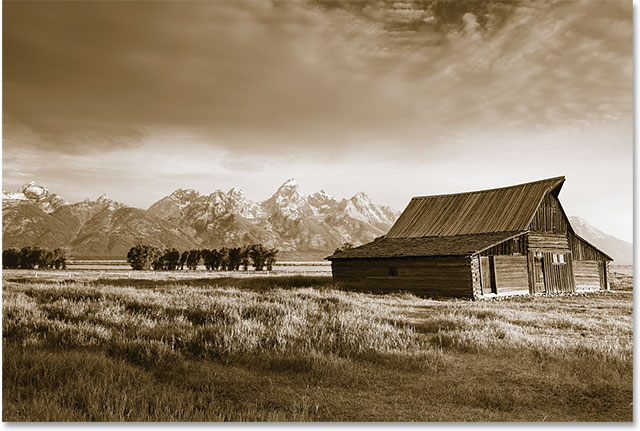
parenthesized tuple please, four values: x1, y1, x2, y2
(2, 271, 633, 422)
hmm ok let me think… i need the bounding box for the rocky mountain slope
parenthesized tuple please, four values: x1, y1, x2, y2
(2, 183, 198, 258)
(3, 179, 399, 259)
(568, 216, 632, 263)
(146, 178, 399, 259)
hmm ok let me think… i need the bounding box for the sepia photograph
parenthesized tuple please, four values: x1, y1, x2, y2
(1, 0, 633, 423)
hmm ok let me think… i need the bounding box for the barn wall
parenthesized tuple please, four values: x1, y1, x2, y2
(477, 234, 527, 256)
(331, 257, 473, 298)
(569, 233, 611, 261)
(529, 193, 569, 233)
(541, 251, 575, 293)
(527, 232, 570, 251)
(493, 255, 529, 295)
(573, 261, 601, 291)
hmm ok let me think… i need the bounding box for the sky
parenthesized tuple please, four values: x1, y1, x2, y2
(2, 0, 633, 241)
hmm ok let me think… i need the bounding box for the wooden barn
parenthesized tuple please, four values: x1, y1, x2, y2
(327, 177, 612, 299)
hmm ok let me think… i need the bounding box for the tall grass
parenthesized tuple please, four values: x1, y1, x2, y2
(3, 275, 633, 421)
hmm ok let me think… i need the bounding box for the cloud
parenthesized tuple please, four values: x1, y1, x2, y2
(3, 0, 631, 158)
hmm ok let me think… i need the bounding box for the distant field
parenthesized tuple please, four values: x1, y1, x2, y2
(64, 260, 332, 275)
(2, 272, 632, 421)
(610, 263, 633, 277)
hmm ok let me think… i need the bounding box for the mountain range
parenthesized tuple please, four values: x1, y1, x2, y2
(2, 180, 399, 260)
(2, 181, 632, 262)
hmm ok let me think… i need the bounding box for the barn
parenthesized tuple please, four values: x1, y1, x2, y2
(327, 177, 612, 299)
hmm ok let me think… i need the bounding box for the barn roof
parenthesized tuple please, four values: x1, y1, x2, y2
(385, 176, 566, 238)
(327, 231, 525, 260)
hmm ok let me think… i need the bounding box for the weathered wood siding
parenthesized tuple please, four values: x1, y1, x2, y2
(479, 256, 495, 295)
(493, 255, 529, 295)
(569, 232, 611, 261)
(527, 251, 544, 294)
(601, 261, 610, 291)
(529, 193, 569, 233)
(541, 251, 575, 293)
(331, 257, 473, 298)
(573, 260, 601, 291)
(527, 232, 569, 251)
(477, 234, 527, 256)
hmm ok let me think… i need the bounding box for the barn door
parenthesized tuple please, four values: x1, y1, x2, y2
(598, 262, 609, 291)
(531, 252, 545, 293)
(542, 252, 575, 294)
(479, 256, 496, 294)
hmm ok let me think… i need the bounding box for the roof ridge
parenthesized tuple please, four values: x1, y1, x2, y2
(410, 176, 565, 201)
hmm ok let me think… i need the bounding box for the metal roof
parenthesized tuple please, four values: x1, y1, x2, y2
(327, 231, 526, 260)
(385, 177, 566, 238)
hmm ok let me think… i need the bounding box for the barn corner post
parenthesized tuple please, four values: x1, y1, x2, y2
(470, 255, 482, 300)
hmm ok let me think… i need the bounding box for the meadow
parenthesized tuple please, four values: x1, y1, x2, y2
(2, 270, 633, 422)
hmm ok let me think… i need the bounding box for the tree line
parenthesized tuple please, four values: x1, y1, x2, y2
(3, 246, 67, 269)
(126, 244, 279, 271)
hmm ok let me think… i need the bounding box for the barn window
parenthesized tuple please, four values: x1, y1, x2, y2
(388, 267, 398, 276)
(552, 253, 566, 264)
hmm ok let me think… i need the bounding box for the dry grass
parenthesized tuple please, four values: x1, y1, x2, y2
(610, 271, 633, 291)
(2, 273, 633, 422)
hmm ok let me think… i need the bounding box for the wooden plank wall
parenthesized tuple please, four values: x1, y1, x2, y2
(529, 193, 569, 233)
(569, 233, 611, 261)
(573, 260, 601, 291)
(527, 232, 570, 251)
(599, 261, 610, 291)
(479, 256, 494, 295)
(541, 251, 575, 293)
(477, 234, 527, 256)
(493, 255, 529, 295)
(331, 257, 474, 298)
(526, 251, 543, 294)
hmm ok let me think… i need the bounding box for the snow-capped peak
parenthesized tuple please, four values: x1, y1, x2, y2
(3, 191, 27, 201)
(21, 182, 49, 200)
(2, 181, 68, 213)
(280, 178, 298, 188)
(169, 188, 200, 206)
(227, 187, 246, 198)
(352, 192, 371, 204)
